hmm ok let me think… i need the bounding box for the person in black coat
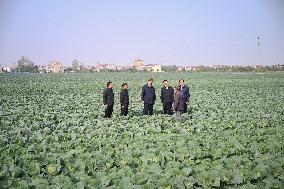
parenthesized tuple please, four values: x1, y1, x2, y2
(141, 78, 156, 115)
(120, 83, 129, 116)
(174, 85, 185, 121)
(160, 80, 174, 115)
(179, 79, 190, 113)
(103, 81, 114, 118)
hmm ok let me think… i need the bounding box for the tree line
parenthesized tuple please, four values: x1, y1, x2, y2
(4, 56, 284, 73)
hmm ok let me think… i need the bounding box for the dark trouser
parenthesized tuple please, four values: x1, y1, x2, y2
(183, 103, 188, 113)
(120, 105, 128, 116)
(104, 105, 113, 118)
(143, 103, 154, 115)
(163, 102, 173, 115)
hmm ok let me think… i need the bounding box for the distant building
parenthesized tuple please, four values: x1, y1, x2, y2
(38, 65, 48, 73)
(273, 64, 284, 68)
(144, 64, 162, 72)
(213, 65, 232, 69)
(177, 67, 183, 72)
(2, 67, 11, 73)
(184, 66, 197, 71)
(106, 64, 117, 70)
(252, 65, 264, 69)
(83, 66, 96, 72)
(178, 66, 198, 72)
(116, 66, 129, 71)
(132, 59, 162, 72)
(271, 64, 284, 71)
(133, 59, 144, 69)
(46, 61, 64, 73)
(95, 64, 117, 72)
(0, 66, 4, 73)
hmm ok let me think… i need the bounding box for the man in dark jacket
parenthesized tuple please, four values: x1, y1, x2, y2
(120, 83, 129, 116)
(160, 80, 174, 115)
(103, 81, 114, 118)
(174, 85, 185, 121)
(141, 78, 156, 115)
(179, 79, 190, 113)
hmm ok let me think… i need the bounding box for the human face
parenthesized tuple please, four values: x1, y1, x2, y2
(147, 80, 153, 86)
(179, 80, 184, 86)
(163, 81, 169, 87)
(108, 83, 113, 89)
(123, 85, 128, 90)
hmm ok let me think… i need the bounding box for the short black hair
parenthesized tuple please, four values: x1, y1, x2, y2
(163, 80, 168, 83)
(107, 81, 112, 87)
(179, 79, 184, 83)
(121, 83, 128, 87)
(148, 78, 153, 81)
(175, 85, 181, 91)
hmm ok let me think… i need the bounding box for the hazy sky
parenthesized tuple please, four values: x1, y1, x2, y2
(0, 0, 284, 66)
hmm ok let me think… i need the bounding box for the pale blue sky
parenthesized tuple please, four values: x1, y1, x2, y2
(0, 0, 283, 66)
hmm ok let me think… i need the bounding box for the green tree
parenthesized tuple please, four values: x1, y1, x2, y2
(161, 65, 178, 72)
(16, 56, 38, 73)
(72, 59, 80, 72)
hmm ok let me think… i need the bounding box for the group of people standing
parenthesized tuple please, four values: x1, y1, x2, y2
(103, 79, 190, 120)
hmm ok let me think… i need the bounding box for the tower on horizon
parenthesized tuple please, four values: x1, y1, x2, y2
(133, 59, 144, 68)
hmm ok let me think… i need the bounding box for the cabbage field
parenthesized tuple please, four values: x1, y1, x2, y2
(0, 72, 283, 189)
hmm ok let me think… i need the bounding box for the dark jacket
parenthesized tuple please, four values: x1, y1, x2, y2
(141, 84, 156, 104)
(120, 89, 129, 106)
(174, 91, 185, 111)
(103, 88, 114, 106)
(160, 86, 174, 103)
(181, 85, 190, 102)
